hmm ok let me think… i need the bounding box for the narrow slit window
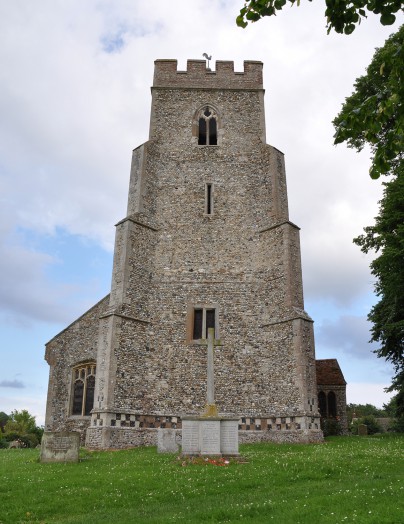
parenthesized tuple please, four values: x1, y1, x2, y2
(206, 183, 213, 215)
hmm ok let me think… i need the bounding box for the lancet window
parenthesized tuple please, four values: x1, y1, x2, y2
(71, 363, 96, 416)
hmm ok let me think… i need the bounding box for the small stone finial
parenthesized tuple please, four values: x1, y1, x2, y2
(202, 52, 212, 69)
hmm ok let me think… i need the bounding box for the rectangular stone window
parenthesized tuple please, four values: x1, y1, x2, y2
(187, 304, 218, 342)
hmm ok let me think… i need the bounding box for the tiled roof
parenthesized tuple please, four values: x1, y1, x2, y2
(316, 359, 347, 386)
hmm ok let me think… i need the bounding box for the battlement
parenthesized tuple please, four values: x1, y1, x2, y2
(153, 59, 263, 90)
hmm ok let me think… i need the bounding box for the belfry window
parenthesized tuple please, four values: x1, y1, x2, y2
(192, 307, 217, 340)
(72, 363, 96, 416)
(198, 107, 217, 145)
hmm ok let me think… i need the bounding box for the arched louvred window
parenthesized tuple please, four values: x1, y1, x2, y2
(318, 391, 327, 418)
(197, 106, 218, 145)
(71, 363, 96, 416)
(328, 391, 337, 418)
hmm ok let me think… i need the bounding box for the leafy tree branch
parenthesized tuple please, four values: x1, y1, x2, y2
(237, 0, 403, 35)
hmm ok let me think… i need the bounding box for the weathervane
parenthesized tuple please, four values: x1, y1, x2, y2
(203, 53, 212, 69)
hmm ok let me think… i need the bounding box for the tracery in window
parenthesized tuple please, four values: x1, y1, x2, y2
(198, 106, 218, 145)
(72, 363, 96, 416)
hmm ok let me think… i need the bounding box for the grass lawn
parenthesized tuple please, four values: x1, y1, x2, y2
(0, 434, 403, 523)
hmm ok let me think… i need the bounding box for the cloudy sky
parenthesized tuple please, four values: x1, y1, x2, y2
(1, 1, 402, 426)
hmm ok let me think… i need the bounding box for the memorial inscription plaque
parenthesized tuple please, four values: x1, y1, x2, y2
(200, 420, 221, 455)
(182, 419, 200, 454)
(40, 431, 80, 463)
(220, 419, 239, 455)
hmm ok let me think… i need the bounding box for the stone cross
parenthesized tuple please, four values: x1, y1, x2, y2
(199, 327, 223, 417)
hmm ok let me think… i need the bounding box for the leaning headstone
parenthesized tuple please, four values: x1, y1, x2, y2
(358, 424, 368, 436)
(157, 428, 179, 453)
(40, 431, 80, 463)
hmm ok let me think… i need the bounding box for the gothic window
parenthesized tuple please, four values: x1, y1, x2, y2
(198, 107, 218, 145)
(72, 363, 96, 416)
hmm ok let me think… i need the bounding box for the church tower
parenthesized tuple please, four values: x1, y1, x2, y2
(45, 59, 322, 448)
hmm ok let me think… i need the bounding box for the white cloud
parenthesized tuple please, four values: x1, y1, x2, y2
(0, 232, 73, 325)
(0, 379, 25, 389)
(347, 383, 395, 409)
(316, 315, 376, 359)
(0, 393, 47, 427)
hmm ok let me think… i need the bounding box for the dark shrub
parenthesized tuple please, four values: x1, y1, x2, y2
(321, 418, 341, 436)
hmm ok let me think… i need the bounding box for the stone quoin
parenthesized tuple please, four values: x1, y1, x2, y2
(44, 59, 344, 449)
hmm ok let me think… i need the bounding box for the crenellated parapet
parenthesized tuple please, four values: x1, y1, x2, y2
(153, 59, 263, 90)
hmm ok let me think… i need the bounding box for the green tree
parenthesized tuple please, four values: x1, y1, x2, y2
(4, 409, 37, 435)
(236, 0, 402, 34)
(333, 26, 403, 179)
(0, 411, 9, 432)
(352, 167, 404, 415)
(383, 394, 404, 430)
(346, 403, 386, 422)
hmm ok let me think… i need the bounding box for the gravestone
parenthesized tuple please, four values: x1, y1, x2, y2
(40, 431, 80, 462)
(157, 428, 179, 453)
(358, 424, 368, 436)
